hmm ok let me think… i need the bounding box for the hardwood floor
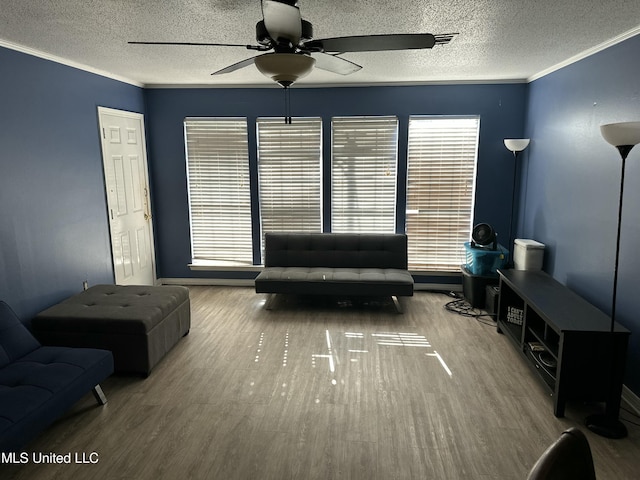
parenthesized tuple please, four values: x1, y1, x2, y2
(3, 287, 639, 479)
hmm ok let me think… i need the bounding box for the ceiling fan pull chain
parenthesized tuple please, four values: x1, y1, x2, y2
(284, 86, 292, 124)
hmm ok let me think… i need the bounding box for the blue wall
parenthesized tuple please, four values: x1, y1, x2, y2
(0, 47, 145, 320)
(523, 35, 640, 394)
(145, 84, 527, 281)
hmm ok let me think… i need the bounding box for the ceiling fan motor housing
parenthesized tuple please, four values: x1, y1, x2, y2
(256, 20, 313, 49)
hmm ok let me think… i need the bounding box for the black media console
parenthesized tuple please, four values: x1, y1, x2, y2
(496, 269, 630, 418)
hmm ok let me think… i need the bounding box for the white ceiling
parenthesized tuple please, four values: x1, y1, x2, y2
(1, 0, 640, 88)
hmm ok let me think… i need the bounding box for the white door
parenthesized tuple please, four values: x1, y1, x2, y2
(98, 107, 156, 285)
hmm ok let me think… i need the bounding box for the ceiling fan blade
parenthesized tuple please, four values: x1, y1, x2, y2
(310, 53, 361, 75)
(211, 56, 259, 75)
(262, 0, 302, 45)
(305, 33, 436, 53)
(129, 41, 256, 48)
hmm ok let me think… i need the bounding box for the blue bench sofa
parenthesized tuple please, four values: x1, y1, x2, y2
(0, 301, 114, 453)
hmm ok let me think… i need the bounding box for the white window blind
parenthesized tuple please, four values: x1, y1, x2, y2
(257, 117, 322, 256)
(331, 116, 398, 233)
(406, 116, 479, 271)
(184, 118, 253, 265)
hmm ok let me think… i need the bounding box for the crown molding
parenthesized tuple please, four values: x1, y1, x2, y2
(0, 38, 143, 88)
(143, 78, 529, 89)
(528, 25, 640, 82)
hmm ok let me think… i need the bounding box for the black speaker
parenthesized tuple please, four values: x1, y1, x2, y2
(485, 285, 500, 314)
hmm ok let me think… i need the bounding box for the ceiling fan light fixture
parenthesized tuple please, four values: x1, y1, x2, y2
(254, 53, 315, 87)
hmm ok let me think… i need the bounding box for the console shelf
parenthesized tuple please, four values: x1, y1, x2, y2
(496, 269, 630, 418)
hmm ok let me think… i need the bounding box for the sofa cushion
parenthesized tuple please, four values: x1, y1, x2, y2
(0, 302, 40, 369)
(258, 266, 412, 283)
(264, 233, 408, 270)
(255, 267, 414, 296)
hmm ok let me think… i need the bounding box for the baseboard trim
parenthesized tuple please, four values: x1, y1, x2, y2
(159, 278, 255, 287)
(414, 283, 462, 292)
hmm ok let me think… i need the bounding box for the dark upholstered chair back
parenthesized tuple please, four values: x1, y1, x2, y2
(526, 427, 596, 480)
(263, 233, 408, 269)
(0, 301, 40, 368)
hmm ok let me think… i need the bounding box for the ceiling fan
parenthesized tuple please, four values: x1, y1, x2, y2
(129, 0, 457, 87)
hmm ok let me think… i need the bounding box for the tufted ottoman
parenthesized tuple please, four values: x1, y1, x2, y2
(31, 285, 190, 376)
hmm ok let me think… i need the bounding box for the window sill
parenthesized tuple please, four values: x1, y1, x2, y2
(188, 263, 461, 275)
(189, 261, 263, 272)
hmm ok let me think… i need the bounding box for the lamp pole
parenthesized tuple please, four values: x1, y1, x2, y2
(503, 139, 530, 266)
(585, 121, 640, 439)
(507, 150, 519, 266)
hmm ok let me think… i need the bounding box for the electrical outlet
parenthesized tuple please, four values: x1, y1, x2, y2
(83, 281, 89, 291)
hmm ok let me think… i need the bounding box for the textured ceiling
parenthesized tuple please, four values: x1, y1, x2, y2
(1, 0, 640, 87)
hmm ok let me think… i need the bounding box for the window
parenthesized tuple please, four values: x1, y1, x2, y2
(331, 116, 398, 233)
(257, 117, 322, 255)
(406, 117, 479, 271)
(184, 115, 478, 271)
(184, 118, 253, 265)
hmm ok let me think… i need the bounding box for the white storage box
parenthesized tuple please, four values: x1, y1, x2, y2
(514, 239, 545, 271)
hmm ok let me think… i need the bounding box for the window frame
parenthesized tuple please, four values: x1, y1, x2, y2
(330, 115, 399, 234)
(184, 117, 254, 267)
(405, 115, 480, 272)
(256, 117, 323, 260)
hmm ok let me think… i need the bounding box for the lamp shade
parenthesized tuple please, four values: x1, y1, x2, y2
(504, 138, 530, 153)
(600, 122, 640, 147)
(254, 53, 315, 87)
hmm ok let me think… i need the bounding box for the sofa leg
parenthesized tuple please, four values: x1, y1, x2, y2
(392, 296, 403, 314)
(264, 293, 276, 310)
(92, 384, 108, 405)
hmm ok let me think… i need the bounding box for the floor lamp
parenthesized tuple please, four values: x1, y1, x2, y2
(504, 139, 530, 265)
(585, 121, 640, 439)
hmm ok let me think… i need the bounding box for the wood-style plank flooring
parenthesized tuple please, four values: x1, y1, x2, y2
(2, 287, 639, 479)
